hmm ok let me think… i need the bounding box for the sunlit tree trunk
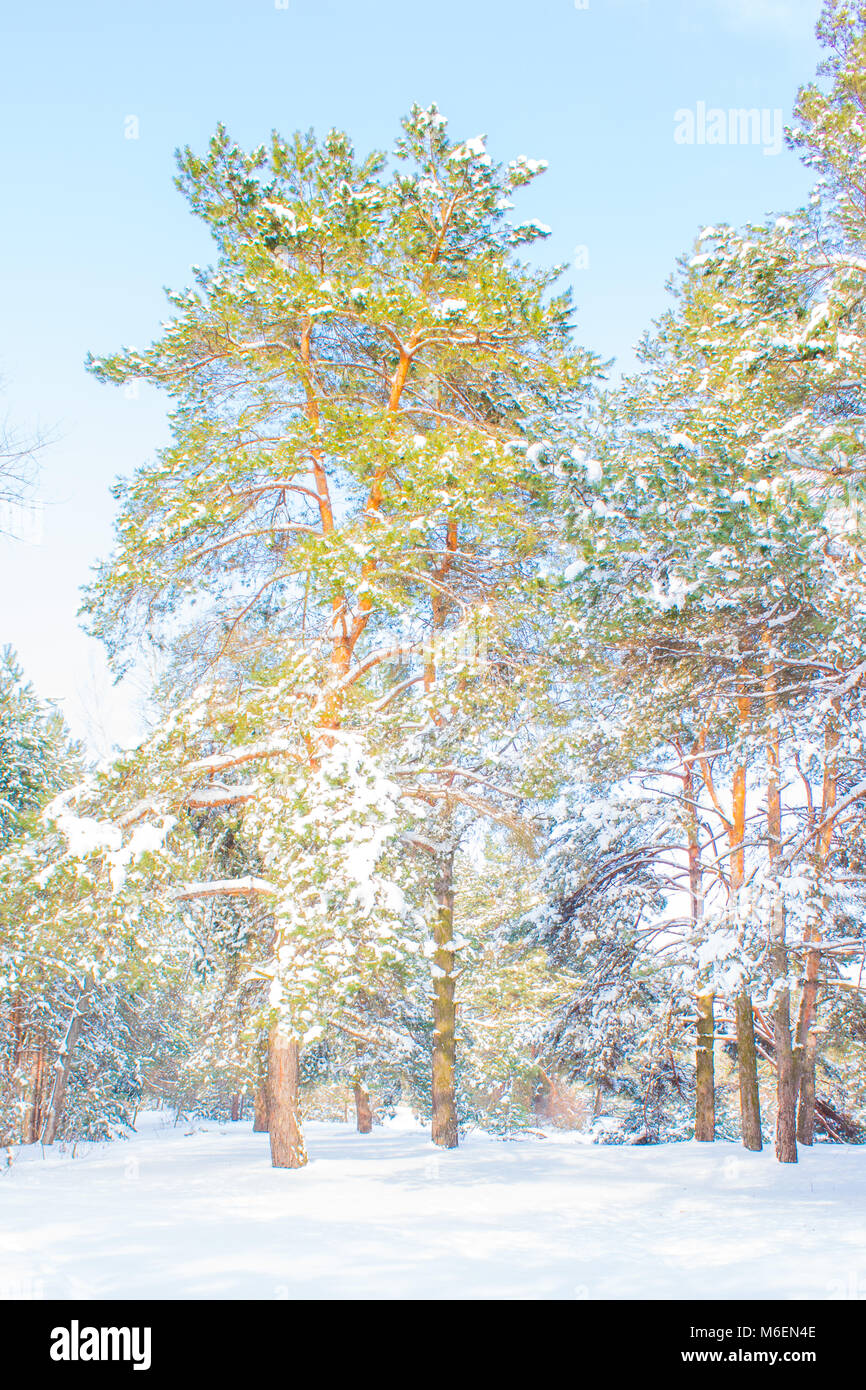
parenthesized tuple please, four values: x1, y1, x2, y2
(253, 1086, 269, 1132)
(352, 1079, 373, 1133)
(431, 851, 458, 1149)
(20, 1042, 45, 1145)
(252, 1032, 270, 1131)
(267, 1026, 307, 1168)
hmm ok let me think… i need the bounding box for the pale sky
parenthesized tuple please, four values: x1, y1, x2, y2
(0, 0, 822, 754)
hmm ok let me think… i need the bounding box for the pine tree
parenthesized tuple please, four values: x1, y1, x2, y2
(545, 0, 866, 1159)
(83, 107, 596, 1164)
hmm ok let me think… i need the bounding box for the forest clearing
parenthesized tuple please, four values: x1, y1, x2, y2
(4, 1110, 864, 1301)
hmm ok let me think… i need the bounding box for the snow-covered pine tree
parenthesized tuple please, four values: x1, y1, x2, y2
(83, 106, 596, 1164)
(549, 0, 866, 1160)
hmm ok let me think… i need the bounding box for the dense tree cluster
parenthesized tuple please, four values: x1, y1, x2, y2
(2, 0, 866, 1167)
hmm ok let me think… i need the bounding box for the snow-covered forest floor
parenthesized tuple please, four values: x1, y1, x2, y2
(2, 1111, 864, 1300)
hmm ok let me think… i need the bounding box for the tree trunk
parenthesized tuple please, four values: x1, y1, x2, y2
(794, 703, 837, 1143)
(773, 998, 798, 1163)
(793, 937, 821, 1145)
(736, 994, 763, 1151)
(42, 1006, 85, 1146)
(20, 1043, 45, 1145)
(722, 695, 762, 1152)
(230, 1092, 240, 1123)
(267, 1026, 307, 1168)
(797, 1032, 817, 1146)
(253, 1084, 269, 1132)
(253, 1038, 269, 1131)
(352, 1080, 373, 1133)
(695, 993, 715, 1141)
(32, 1045, 45, 1141)
(765, 661, 797, 1163)
(431, 851, 458, 1149)
(532, 1062, 553, 1122)
(684, 747, 714, 1143)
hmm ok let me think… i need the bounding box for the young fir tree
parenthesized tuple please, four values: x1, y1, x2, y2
(83, 107, 596, 1164)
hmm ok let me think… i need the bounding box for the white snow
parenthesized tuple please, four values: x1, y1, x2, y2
(2, 1112, 864, 1300)
(570, 446, 603, 483)
(564, 559, 589, 580)
(513, 219, 552, 237)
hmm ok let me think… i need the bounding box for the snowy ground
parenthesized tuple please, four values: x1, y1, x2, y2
(2, 1110, 864, 1300)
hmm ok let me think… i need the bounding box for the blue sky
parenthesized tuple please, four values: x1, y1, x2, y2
(0, 0, 823, 751)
